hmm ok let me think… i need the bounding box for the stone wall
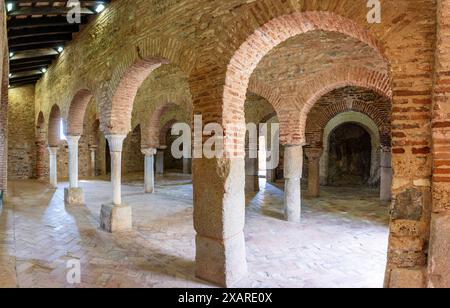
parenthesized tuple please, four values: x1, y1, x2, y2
(7, 86, 36, 179)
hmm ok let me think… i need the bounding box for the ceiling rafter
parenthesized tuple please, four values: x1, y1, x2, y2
(6, 0, 110, 87)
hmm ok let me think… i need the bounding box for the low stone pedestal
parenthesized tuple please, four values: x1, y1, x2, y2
(100, 203, 132, 233)
(64, 188, 85, 205)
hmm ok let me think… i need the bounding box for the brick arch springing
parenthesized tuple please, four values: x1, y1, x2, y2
(141, 103, 180, 149)
(66, 89, 94, 136)
(48, 104, 61, 147)
(219, 11, 387, 154)
(259, 112, 278, 125)
(248, 79, 283, 112)
(306, 99, 391, 148)
(246, 79, 298, 144)
(101, 38, 196, 136)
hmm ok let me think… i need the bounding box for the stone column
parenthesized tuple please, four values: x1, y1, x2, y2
(245, 152, 259, 192)
(305, 148, 323, 198)
(142, 148, 157, 194)
(64, 135, 85, 205)
(89, 145, 98, 177)
(48, 146, 58, 189)
(183, 158, 192, 174)
(380, 146, 392, 202)
(284, 145, 303, 223)
(156, 146, 166, 175)
(100, 135, 132, 233)
(194, 157, 247, 287)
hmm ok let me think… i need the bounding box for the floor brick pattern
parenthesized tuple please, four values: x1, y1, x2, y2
(0, 174, 388, 288)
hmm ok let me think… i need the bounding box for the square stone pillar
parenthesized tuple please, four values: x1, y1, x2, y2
(193, 158, 248, 287)
(380, 146, 392, 202)
(100, 135, 132, 233)
(183, 158, 192, 174)
(305, 148, 323, 198)
(245, 150, 259, 192)
(284, 145, 303, 223)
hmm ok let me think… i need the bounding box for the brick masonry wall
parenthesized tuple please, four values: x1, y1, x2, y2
(7, 85, 36, 179)
(427, 0, 450, 288)
(26, 0, 442, 287)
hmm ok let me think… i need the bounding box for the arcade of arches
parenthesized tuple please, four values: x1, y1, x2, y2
(1, 0, 450, 288)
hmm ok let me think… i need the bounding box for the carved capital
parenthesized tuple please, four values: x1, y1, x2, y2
(47, 146, 59, 155)
(304, 147, 323, 160)
(141, 148, 157, 156)
(105, 135, 126, 152)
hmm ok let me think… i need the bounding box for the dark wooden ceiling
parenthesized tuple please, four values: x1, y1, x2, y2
(7, 1, 110, 87)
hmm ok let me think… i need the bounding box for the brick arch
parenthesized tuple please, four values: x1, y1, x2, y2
(299, 66, 392, 142)
(36, 111, 45, 130)
(141, 103, 180, 149)
(48, 104, 61, 147)
(306, 99, 391, 147)
(248, 79, 283, 112)
(246, 79, 299, 144)
(101, 37, 196, 136)
(66, 89, 93, 136)
(218, 11, 387, 154)
(259, 112, 278, 125)
(160, 119, 180, 147)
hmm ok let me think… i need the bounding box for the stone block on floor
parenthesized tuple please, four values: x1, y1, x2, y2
(100, 203, 132, 233)
(64, 187, 85, 205)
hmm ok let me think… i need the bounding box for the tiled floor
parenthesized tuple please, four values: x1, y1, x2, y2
(0, 174, 389, 288)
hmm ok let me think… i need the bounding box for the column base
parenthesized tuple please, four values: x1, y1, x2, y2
(64, 188, 85, 205)
(100, 203, 132, 233)
(144, 187, 155, 194)
(195, 233, 248, 287)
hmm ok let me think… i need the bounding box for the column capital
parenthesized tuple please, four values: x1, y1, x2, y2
(158, 145, 168, 151)
(304, 147, 323, 160)
(47, 146, 59, 155)
(66, 135, 81, 150)
(141, 148, 157, 156)
(66, 135, 81, 142)
(89, 145, 98, 151)
(105, 134, 126, 152)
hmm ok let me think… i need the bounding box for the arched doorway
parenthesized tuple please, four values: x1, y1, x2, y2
(327, 123, 372, 186)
